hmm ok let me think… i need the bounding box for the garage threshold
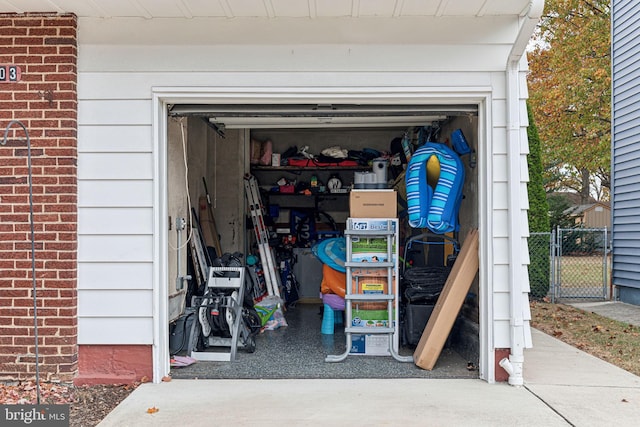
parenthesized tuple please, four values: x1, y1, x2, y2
(170, 304, 477, 380)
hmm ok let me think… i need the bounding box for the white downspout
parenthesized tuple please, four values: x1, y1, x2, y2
(503, 0, 545, 387)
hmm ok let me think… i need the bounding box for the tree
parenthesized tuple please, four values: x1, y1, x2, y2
(526, 103, 551, 233)
(527, 103, 552, 299)
(527, 0, 610, 202)
(547, 193, 576, 230)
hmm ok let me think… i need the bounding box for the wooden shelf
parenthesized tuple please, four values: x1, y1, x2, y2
(266, 191, 349, 197)
(251, 165, 368, 171)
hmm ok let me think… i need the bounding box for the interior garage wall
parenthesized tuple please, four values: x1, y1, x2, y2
(440, 116, 480, 316)
(186, 119, 207, 202)
(179, 120, 245, 257)
(203, 127, 245, 254)
(167, 118, 189, 322)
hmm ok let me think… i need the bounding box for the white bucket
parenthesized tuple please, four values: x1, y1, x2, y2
(372, 159, 389, 187)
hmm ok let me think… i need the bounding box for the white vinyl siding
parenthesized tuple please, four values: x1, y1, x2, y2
(78, 318, 153, 344)
(79, 181, 153, 206)
(76, 15, 533, 357)
(80, 44, 514, 72)
(78, 263, 153, 290)
(489, 65, 533, 349)
(78, 208, 153, 235)
(77, 80, 154, 344)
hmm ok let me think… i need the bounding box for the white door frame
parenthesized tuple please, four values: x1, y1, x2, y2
(151, 86, 494, 383)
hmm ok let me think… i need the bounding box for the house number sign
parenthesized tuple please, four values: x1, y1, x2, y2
(0, 65, 22, 83)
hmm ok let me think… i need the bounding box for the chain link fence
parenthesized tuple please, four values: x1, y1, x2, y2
(528, 228, 611, 303)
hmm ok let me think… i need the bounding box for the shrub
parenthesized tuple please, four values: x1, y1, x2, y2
(526, 103, 551, 299)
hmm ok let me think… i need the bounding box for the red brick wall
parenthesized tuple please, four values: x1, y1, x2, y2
(0, 13, 78, 382)
(76, 345, 153, 386)
(495, 348, 510, 382)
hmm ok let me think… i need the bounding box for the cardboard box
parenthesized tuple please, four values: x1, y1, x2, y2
(351, 237, 397, 264)
(349, 190, 397, 218)
(347, 218, 398, 264)
(349, 309, 399, 356)
(350, 334, 391, 356)
(413, 229, 479, 370)
(351, 308, 396, 328)
(350, 269, 396, 310)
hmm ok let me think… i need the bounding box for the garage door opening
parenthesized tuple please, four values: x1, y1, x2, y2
(165, 103, 480, 379)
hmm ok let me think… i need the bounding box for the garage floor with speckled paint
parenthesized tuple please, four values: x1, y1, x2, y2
(171, 303, 477, 380)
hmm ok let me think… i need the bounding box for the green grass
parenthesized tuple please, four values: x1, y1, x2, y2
(558, 255, 611, 288)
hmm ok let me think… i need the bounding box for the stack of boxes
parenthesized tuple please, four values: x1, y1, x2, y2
(347, 190, 399, 355)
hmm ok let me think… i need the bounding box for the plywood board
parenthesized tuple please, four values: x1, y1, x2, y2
(413, 228, 479, 370)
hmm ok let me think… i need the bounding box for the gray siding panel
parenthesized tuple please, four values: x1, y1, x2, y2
(613, 175, 640, 187)
(613, 191, 640, 202)
(614, 95, 640, 117)
(612, 155, 640, 172)
(616, 169, 640, 181)
(612, 0, 640, 290)
(614, 112, 640, 133)
(612, 143, 640, 160)
(614, 67, 640, 90)
(613, 19, 640, 49)
(615, 203, 640, 214)
(616, 251, 640, 261)
(614, 88, 640, 108)
(614, 135, 640, 154)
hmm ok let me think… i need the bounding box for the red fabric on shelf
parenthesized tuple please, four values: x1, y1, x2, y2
(287, 158, 359, 168)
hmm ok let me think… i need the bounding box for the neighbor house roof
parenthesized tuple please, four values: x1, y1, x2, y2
(564, 202, 611, 217)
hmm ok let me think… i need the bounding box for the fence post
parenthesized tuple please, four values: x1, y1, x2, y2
(603, 227, 608, 300)
(550, 228, 556, 303)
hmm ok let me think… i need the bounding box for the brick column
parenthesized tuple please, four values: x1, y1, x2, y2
(0, 13, 78, 382)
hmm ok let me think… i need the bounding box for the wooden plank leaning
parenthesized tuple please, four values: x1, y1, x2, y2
(413, 228, 479, 370)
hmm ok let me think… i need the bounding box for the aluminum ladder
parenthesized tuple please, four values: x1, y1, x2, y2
(243, 174, 281, 298)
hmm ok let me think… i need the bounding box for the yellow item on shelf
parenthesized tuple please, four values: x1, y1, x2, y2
(426, 154, 440, 190)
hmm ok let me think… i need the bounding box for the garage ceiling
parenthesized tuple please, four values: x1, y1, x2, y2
(168, 103, 477, 129)
(1, 1, 534, 18)
(169, 104, 477, 129)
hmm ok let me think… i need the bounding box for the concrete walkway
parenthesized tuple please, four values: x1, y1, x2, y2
(98, 328, 640, 426)
(569, 301, 640, 327)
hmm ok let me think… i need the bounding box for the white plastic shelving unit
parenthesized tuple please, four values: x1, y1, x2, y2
(326, 218, 412, 363)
